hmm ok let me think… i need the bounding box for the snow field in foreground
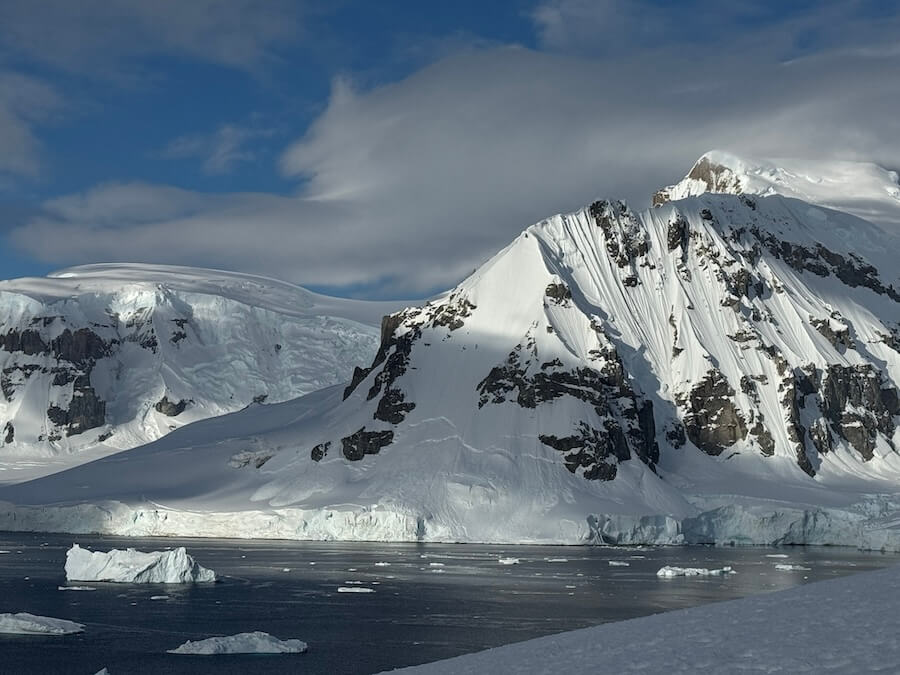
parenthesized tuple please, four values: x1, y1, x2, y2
(392, 563, 900, 674)
(65, 544, 216, 583)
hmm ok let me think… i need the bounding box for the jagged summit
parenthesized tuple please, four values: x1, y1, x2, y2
(4, 187, 899, 546)
(654, 151, 900, 229)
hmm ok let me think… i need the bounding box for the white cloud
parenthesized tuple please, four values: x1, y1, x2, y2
(0, 71, 61, 181)
(9, 8, 900, 297)
(159, 124, 276, 174)
(0, 0, 305, 78)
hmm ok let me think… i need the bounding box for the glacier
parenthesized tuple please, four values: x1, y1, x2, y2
(0, 263, 398, 483)
(1, 155, 899, 549)
(65, 543, 216, 583)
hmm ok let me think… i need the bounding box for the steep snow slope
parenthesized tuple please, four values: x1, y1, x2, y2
(2, 188, 899, 546)
(0, 263, 394, 467)
(653, 150, 900, 230)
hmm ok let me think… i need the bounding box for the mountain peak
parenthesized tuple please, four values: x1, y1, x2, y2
(654, 151, 900, 229)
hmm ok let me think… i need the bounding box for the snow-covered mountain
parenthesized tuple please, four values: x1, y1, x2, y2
(3, 157, 900, 548)
(653, 150, 900, 229)
(0, 263, 394, 463)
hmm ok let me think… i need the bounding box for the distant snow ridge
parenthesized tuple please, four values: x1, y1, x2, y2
(1, 155, 900, 549)
(0, 263, 391, 462)
(65, 544, 216, 583)
(168, 631, 308, 655)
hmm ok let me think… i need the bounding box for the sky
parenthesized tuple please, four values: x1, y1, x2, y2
(0, 0, 898, 299)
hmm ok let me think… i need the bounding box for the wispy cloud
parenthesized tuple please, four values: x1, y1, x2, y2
(0, 0, 306, 79)
(0, 71, 61, 182)
(159, 124, 277, 174)
(7, 3, 900, 297)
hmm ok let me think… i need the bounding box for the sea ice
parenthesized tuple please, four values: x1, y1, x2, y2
(774, 564, 811, 571)
(337, 586, 374, 593)
(65, 544, 216, 583)
(0, 612, 84, 635)
(168, 631, 308, 655)
(58, 585, 96, 591)
(498, 557, 520, 565)
(608, 561, 630, 567)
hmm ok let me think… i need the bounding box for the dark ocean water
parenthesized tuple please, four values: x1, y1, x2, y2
(1, 531, 897, 674)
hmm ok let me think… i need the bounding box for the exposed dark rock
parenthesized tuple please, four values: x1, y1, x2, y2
(430, 294, 476, 331)
(252, 394, 268, 405)
(545, 283, 572, 305)
(666, 421, 686, 448)
(652, 158, 742, 206)
(477, 329, 658, 476)
(539, 421, 624, 481)
(155, 396, 187, 416)
(809, 418, 833, 455)
(819, 364, 898, 461)
(48, 373, 106, 437)
(751, 228, 900, 302)
(170, 331, 187, 344)
(341, 427, 394, 461)
(677, 370, 747, 456)
(3, 421, 12, 444)
(811, 316, 852, 351)
(666, 215, 689, 252)
(311, 441, 331, 462)
(749, 419, 775, 456)
(589, 200, 650, 268)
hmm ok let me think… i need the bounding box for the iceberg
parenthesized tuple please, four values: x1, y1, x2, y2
(168, 631, 308, 655)
(657, 566, 736, 578)
(0, 612, 84, 635)
(65, 544, 216, 583)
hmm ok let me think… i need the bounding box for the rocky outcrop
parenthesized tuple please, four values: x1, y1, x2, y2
(677, 370, 748, 456)
(155, 396, 187, 417)
(653, 157, 743, 206)
(589, 200, 650, 269)
(478, 327, 659, 478)
(819, 365, 899, 461)
(340, 428, 394, 461)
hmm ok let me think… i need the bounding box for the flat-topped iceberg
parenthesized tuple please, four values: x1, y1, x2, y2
(657, 566, 736, 578)
(0, 612, 84, 635)
(65, 544, 216, 583)
(168, 631, 308, 655)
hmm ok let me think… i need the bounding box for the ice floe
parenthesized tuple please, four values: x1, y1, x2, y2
(657, 566, 736, 578)
(168, 631, 307, 655)
(0, 612, 84, 635)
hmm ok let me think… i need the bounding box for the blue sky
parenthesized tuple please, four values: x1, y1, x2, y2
(0, 1, 897, 297)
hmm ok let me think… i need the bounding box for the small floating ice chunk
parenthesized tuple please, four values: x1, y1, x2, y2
(608, 561, 630, 567)
(766, 554, 790, 559)
(58, 585, 96, 591)
(498, 557, 520, 565)
(168, 631, 307, 655)
(65, 544, 216, 583)
(374, 562, 391, 567)
(429, 562, 445, 567)
(657, 566, 736, 578)
(546, 558, 568, 563)
(774, 563, 811, 571)
(150, 595, 170, 601)
(0, 550, 11, 554)
(282, 568, 291, 572)
(337, 586, 374, 593)
(0, 612, 84, 635)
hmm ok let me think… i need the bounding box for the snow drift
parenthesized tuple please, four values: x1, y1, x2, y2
(65, 544, 216, 583)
